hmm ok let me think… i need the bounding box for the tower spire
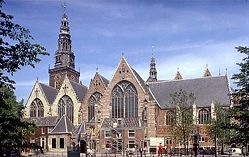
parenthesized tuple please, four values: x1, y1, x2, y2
(147, 52, 157, 82)
(49, 7, 80, 89)
(54, 8, 75, 69)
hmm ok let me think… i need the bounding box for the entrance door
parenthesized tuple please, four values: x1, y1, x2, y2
(80, 140, 87, 153)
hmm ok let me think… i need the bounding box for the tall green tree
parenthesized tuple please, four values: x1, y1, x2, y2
(169, 89, 195, 155)
(0, 87, 35, 156)
(0, 0, 48, 155)
(206, 103, 231, 155)
(229, 46, 249, 155)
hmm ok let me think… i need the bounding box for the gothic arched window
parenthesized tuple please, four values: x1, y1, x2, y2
(111, 81, 138, 118)
(30, 98, 44, 117)
(165, 111, 175, 125)
(30, 102, 37, 117)
(58, 95, 74, 123)
(88, 92, 102, 122)
(198, 108, 210, 124)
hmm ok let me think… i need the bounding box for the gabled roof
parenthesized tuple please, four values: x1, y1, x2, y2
(69, 80, 88, 102)
(148, 76, 231, 108)
(51, 115, 74, 134)
(101, 118, 144, 128)
(39, 83, 57, 104)
(99, 74, 109, 87)
(24, 116, 58, 127)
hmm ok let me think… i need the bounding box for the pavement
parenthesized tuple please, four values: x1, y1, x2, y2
(21, 153, 248, 157)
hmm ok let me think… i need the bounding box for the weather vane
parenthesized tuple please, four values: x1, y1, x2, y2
(152, 45, 155, 56)
(61, 0, 66, 13)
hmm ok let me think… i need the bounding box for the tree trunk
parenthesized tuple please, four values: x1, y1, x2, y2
(221, 140, 224, 155)
(184, 135, 186, 155)
(187, 136, 189, 155)
(214, 134, 217, 157)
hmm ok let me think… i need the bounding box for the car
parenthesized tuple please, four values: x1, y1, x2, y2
(224, 148, 242, 156)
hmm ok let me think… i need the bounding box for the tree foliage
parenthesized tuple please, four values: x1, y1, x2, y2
(169, 89, 195, 155)
(206, 102, 231, 154)
(0, 86, 35, 156)
(0, 0, 48, 88)
(229, 46, 249, 149)
(0, 0, 48, 155)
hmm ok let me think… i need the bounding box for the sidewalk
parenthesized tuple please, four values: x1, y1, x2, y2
(22, 153, 246, 157)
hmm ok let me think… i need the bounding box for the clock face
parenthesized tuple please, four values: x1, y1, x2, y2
(71, 75, 75, 80)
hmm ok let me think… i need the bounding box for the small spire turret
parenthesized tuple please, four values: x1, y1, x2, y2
(203, 64, 212, 77)
(147, 54, 157, 82)
(174, 68, 183, 80)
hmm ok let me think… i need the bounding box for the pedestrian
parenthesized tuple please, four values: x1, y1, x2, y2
(158, 143, 163, 157)
(139, 147, 143, 157)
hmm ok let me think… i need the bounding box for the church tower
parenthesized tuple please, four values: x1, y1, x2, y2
(49, 10, 80, 90)
(147, 56, 157, 82)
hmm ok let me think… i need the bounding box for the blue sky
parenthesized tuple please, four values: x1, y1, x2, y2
(3, 0, 249, 101)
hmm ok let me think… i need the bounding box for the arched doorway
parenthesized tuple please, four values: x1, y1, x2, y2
(80, 140, 87, 153)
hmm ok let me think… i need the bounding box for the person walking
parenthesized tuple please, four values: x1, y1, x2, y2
(158, 143, 163, 157)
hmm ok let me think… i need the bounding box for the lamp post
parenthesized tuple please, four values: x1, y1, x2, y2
(192, 133, 199, 157)
(94, 103, 102, 155)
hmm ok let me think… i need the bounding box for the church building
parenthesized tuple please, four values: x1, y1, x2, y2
(24, 11, 231, 155)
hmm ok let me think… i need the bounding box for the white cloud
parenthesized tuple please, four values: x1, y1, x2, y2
(132, 37, 247, 82)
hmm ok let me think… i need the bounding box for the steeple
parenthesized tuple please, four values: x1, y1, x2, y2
(203, 64, 212, 77)
(174, 68, 183, 80)
(147, 55, 157, 82)
(54, 11, 75, 69)
(49, 8, 80, 89)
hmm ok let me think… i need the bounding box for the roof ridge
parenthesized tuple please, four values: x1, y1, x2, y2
(148, 75, 227, 84)
(98, 73, 109, 87)
(51, 115, 64, 133)
(69, 80, 87, 88)
(39, 82, 57, 90)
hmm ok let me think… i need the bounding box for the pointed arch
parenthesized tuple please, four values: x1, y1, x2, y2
(30, 98, 44, 117)
(58, 95, 74, 123)
(165, 111, 175, 125)
(88, 92, 102, 122)
(198, 108, 210, 124)
(111, 81, 138, 118)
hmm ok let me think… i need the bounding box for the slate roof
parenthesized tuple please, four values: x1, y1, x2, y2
(24, 116, 58, 127)
(51, 115, 74, 134)
(99, 74, 109, 87)
(39, 83, 57, 104)
(101, 118, 144, 128)
(70, 80, 88, 102)
(131, 68, 149, 93)
(148, 76, 231, 109)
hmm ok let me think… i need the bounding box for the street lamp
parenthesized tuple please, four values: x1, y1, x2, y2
(192, 133, 199, 157)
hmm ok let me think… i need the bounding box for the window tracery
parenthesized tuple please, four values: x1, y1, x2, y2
(30, 98, 44, 117)
(198, 108, 210, 124)
(88, 92, 102, 122)
(165, 111, 175, 125)
(58, 95, 74, 123)
(111, 81, 138, 118)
